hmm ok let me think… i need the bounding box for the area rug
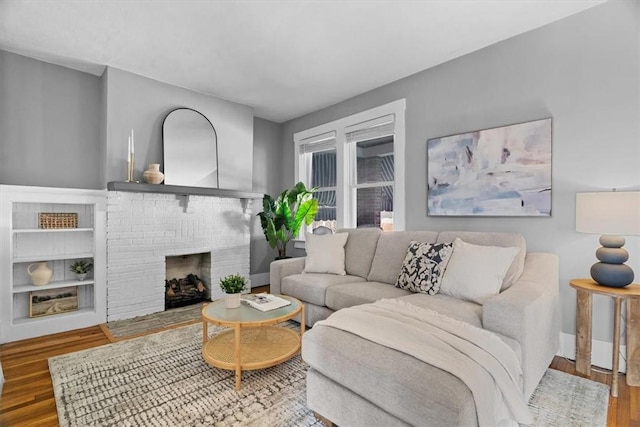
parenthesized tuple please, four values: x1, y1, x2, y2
(49, 323, 609, 427)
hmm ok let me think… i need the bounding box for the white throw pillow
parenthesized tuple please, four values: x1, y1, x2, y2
(303, 232, 349, 275)
(439, 238, 519, 304)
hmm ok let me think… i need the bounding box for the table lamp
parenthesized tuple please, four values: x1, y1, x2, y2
(576, 191, 640, 287)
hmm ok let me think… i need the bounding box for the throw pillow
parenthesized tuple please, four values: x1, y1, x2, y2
(395, 241, 454, 294)
(303, 232, 349, 275)
(439, 238, 519, 304)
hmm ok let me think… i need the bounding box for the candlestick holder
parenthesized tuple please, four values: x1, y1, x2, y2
(126, 153, 139, 183)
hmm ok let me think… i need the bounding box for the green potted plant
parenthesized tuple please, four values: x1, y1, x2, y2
(69, 260, 93, 281)
(219, 273, 247, 308)
(257, 182, 319, 259)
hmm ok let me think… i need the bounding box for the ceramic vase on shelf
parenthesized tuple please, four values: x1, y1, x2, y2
(27, 262, 53, 286)
(225, 293, 242, 309)
(143, 163, 164, 184)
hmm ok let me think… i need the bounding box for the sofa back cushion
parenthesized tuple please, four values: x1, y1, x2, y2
(436, 231, 526, 291)
(368, 231, 439, 284)
(303, 232, 349, 275)
(337, 228, 382, 278)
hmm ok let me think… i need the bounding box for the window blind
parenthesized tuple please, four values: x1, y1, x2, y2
(345, 114, 395, 144)
(299, 131, 336, 154)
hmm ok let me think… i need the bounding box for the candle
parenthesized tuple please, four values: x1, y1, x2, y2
(131, 129, 135, 154)
(128, 136, 131, 158)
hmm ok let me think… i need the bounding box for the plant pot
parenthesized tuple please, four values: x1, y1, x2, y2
(76, 273, 87, 281)
(225, 292, 241, 309)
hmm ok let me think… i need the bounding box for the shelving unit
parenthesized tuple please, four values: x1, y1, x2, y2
(0, 185, 106, 343)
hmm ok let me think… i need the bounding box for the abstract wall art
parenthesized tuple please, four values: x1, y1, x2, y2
(427, 118, 551, 216)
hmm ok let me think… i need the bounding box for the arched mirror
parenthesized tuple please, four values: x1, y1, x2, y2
(163, 108, 219, 188)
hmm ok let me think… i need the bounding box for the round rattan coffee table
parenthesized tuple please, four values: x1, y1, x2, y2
(201, 294, 304, 390)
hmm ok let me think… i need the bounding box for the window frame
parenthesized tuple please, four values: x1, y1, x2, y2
(294, 99, 406, 242)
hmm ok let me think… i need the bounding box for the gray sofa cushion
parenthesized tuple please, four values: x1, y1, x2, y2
(436, 231, 526, 291)
(338, 228, 382, 278)
(396, 293, 523, 363)
(367, 231, 439, 284)
(302, 325, 478, 426)
(307, 369, 413, 427)
(281, 273, 365, 306)
(325, 281, 412, 312)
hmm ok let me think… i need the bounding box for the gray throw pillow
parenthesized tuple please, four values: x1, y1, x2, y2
(395, 241, 454, 294)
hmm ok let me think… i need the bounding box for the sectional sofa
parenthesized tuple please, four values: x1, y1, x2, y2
(269, 228, 559, 426)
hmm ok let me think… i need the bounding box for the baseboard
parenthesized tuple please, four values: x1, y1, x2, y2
(557, 332, 627, 373)
(250, 272, 270, 288)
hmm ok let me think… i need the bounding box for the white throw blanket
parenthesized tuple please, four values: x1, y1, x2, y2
(316, 299, 533, 427)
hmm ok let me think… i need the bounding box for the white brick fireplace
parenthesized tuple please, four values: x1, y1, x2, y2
(106, 190, 253, 322)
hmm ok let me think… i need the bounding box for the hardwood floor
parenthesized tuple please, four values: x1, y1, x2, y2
(1, 312, 638, 426)
(0, 326, 110, 426)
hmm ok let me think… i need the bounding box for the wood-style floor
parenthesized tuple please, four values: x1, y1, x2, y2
(1, 306, 638, 426)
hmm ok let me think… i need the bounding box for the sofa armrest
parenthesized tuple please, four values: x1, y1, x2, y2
(483, 252, 560, 399)
(269, 257, 305, 295)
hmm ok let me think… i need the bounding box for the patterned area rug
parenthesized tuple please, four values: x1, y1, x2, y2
(49, 323, 609, 427)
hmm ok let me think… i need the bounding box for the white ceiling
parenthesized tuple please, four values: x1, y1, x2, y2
(0, 0, 605, 123)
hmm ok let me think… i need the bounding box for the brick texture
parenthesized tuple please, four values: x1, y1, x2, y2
(106, 192, 252, 321)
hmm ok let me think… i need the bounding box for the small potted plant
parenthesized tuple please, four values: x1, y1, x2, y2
(219, 274, 247, 309)
(70, 260, 93, 281)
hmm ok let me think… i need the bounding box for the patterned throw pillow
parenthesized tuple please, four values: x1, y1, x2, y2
(395, 241, 454, 294)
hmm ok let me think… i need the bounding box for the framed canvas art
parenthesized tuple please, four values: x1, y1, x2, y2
(30, 286, 78, 318)
(427, 118, 552, 216)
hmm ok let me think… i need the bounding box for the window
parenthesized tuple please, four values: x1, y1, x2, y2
(294, 99, 405, 238)
(298, 132, 337, 231)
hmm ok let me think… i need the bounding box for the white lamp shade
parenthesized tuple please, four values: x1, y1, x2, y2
(576, 191, 640, 235)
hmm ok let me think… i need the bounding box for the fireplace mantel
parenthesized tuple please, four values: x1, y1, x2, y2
(107, 182, 262, 200)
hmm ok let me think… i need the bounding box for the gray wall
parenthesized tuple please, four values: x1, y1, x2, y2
(0, 52, 255, 192)
(103, 68, 254, 190)
(281, 0, 640, 342)
(1, 52, 265, 275)
(251, 118, 283, 274)
(0, 50, 102, 189)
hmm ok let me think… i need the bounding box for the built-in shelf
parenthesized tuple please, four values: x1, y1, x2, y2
(13, 307, 96, 325)
(1, 184, 107, 344)
(13, 228, 94, 234)
(13, 280, 95, 294)
(13, 253, 94, 263)
(107, 181, 263, 199)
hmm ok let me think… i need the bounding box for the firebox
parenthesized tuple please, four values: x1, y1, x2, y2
(165, 252, 211, 310)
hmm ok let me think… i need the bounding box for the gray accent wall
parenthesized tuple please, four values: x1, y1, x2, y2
(103, 68, 254, 190)
(251, 117, 283, 274)
(281, 0, 640, 343)
(1, 52, 255, 192)
(0, 50, 102, 189)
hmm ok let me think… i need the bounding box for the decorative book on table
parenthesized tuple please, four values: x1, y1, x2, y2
(242, 294, 291, 312)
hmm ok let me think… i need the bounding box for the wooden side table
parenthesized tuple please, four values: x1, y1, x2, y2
(570, 278, 640, 397)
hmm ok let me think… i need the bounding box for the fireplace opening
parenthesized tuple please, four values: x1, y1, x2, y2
(165, 252, 211, 310)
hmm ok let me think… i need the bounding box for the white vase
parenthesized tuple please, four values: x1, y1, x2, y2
(27, 262, 53, 286)
(142, 163, 164, 184)
(225, 293, 241, 309)
(76, 273, 87, 281)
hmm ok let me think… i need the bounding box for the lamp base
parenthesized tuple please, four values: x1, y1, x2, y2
(590, 234, 634, 287)
(591, 262, 634, 288)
